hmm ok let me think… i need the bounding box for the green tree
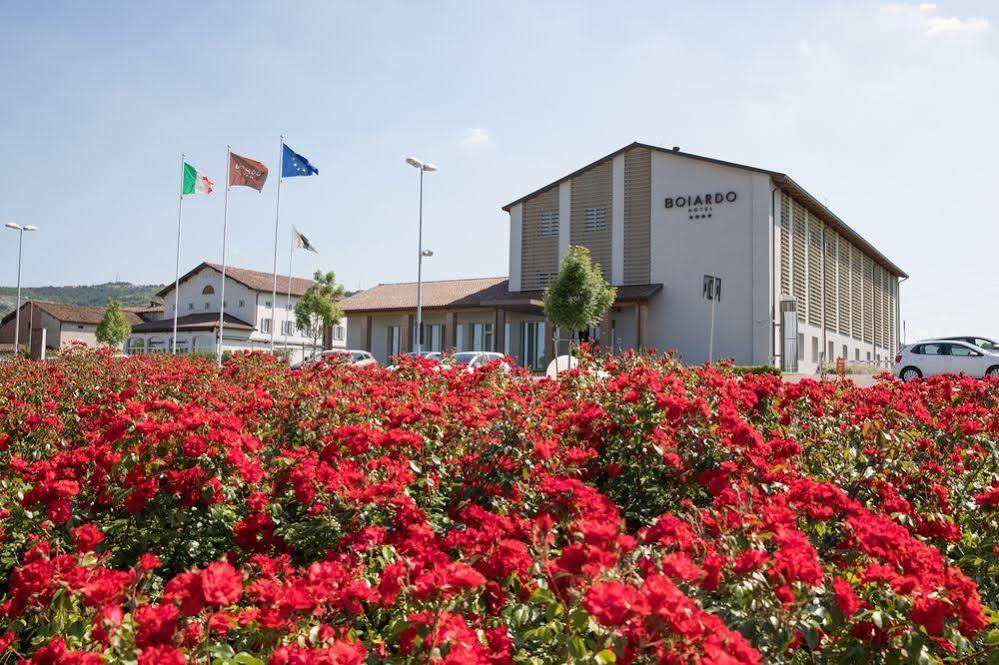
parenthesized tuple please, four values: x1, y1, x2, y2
(96, 299, 132, 347)
(294, 270, 346, 350)
(542, 245, 616, 361)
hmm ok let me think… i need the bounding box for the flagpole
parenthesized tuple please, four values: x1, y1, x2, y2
(285, 231, 293, 351)
(172, 153, 185, 354)
(269, 134, 284, 354)
(217, 146, 231, 368)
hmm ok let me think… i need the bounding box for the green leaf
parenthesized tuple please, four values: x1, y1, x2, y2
(568, 636, 588, 659)
(594, 649, 617, 664)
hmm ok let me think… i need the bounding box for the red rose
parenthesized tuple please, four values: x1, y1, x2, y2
(199, 562, 243, 607)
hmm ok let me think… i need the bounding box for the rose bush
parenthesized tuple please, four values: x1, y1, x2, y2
(0, 347, 995, 664)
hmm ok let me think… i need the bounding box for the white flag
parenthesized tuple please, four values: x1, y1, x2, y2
(292, 227, 318, 254)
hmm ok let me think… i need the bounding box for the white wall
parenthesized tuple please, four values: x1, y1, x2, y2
(508, 205, 522, 292)
(648, 153, 772, 365)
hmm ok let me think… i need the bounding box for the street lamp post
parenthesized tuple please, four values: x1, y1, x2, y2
(5, 223, 38, 355)
(405, 157, 437, 353)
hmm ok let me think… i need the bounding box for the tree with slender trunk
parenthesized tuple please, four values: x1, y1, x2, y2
(96, 299, 132, 349)
(542, 245, 616, 371)
(294, 270, 346, 354)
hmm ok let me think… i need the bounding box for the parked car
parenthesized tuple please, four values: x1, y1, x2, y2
(933, 336, 997, 351)
(291, 349, 377, 370)
(893, 340, 999, 381)
(445, 351, 510, 372)
(386, 351, 444, 371)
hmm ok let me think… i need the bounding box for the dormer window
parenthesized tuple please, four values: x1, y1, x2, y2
(202, 285, 215, 295)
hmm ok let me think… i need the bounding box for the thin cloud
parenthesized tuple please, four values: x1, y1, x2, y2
(459, 128, 489, 147)
(885, 2, 990, 36)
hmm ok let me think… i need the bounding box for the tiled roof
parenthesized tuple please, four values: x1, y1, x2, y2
(341, 277, 509, 312)
(131, 313, 255, 333)
(158, 262, 315, 298)
(1, 301, 147, 327)
(341, 277, 662, 312)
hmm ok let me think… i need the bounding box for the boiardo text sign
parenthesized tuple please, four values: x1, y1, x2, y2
(664, 191, 737, 208)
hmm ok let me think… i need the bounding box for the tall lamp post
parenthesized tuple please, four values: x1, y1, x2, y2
(5, 222, 38, 355)
(405, 156, 437, 353)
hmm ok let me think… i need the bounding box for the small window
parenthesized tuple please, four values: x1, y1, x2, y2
(332, 325, 345, 342)
(238, 300, 245, 308)
(811, 337, 819, 363)
(188, 303, 194, 311)
(261, 318, 272, 334)
(797, 333, 804, 361)
(854, 348, 860, 361)
(204, 302, 210, 310)
(265, 300, 272, 308)
(842, 344, 848, 360)
(921, 344, 945, 356)
(948, 344, 974, 357)
(202, 285, 215, 295)
(584, 207, 607, 232)
(538, 210, 559, 237)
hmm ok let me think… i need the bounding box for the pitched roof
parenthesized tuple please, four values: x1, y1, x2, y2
(1, 301, 146, 327)
(341, 277, 510, 312)
(130, 312, 255, 333)
(340, 277, 663, 313)
(501, 141, 907, 278)
(158, 262, 315, 298)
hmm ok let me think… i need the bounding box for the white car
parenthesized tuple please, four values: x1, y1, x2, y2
(446, 351, 510, 372)
(893, 340, 999, 381)
(291, 349, 376, 370)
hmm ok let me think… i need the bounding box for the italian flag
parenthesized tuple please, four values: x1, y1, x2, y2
(182, 162, 213, 195)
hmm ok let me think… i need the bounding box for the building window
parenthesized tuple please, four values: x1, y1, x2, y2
(797, 333, 804, 361)
(855, 348, 860, 361)
(332, 325, 345, 342)
(827, 341, 834, 363)
(521, 321, 547, 370)
(387, 326, 401, 358)
(204, 302, 210, 310)
(811, 337, 819, 363)
(261, 318, 272, 334)
(281, 320, 295, 335)
(202, 285, 215, 295)
(188, 303, 194, 311)
(538, 210, 559, 237)
(265, 300, 272, 308)
(414, 323, 442, 351)
(584, 207, 607, 232)
(842, 344, 848, 360)
(238, 299, 245, 308)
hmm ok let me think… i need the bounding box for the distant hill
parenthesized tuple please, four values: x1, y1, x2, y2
(0, 282, 165, 317)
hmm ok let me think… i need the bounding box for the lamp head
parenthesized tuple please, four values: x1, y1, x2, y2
(23, 225, 37, 232)
(5, 222, 21, 231)
(421, 163, 438, 172)
(421, 249, 434, 257)
(405, 156, 423, 169)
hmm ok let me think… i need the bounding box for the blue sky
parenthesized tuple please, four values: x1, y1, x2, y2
(1, 1, 995, 340)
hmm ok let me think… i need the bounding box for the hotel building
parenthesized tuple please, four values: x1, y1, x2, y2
(342, 142, 906, 372)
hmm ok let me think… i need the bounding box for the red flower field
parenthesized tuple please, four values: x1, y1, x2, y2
(0, 349, 995, 663)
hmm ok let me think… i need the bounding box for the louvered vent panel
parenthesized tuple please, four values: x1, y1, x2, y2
(520, 188, 560, 290)
(570, 161, 613, 281)
(623, 148, 651, 285)
(807, 214, 823, 327)
(823, 228, 837, 332)
(862, 256, 874, 344)
(791, 201, 808, 322)
(780, 193, 791, 296)
(851, 246, 863, 339)
(837, 236, 850, 335)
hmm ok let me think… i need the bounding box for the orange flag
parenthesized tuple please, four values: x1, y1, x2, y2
(229, 152, 269, 191)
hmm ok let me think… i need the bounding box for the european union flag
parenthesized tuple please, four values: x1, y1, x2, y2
(282, 143, 319, 178)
